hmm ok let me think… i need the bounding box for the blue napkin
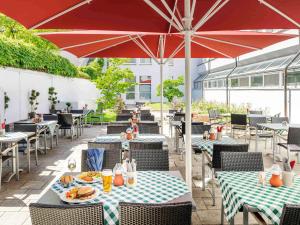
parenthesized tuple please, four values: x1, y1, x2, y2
(86, 148, 105, 171)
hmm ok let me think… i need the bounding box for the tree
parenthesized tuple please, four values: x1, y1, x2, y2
(95, 58, 135, 110)
(156, 76, 184, 103)
(79, 58, 104, 80)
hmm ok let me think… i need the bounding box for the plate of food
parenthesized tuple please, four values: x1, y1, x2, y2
(74, 171, 102, 184)
(60, 186, 100, 204)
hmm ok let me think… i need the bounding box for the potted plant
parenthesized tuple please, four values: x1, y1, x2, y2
(48, 87, 60, 113)
(66, 102, 72, 113)
(29, 89, 40, 118)
(4, 92, 10, 114)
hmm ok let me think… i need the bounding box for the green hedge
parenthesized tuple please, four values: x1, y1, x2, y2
(0, 35, 78, 77)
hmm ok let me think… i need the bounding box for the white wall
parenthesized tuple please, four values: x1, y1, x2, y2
(0, 67, 99, 123)
(203, 89, 227, 103)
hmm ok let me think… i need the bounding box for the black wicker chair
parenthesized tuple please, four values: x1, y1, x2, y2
(141, 114, 155, 121)
(221, 152, 264, 172)
(119, 201, 192, 225)
(169, 109, 178, 114)
(279, 204, 300, 225)
(43, 114, 58, 121)
(70, 110, 84, 114)
(121, 109, 133, 114)
(271, 116, 289, 124)
(139, 125, 160, 134)
(29, 203, 104, 225)
(13, 123, 39, 172)
(85, 142, 122, 170)
(129, 149, 169, 171)
(248, 110, 263, 115)
(129, 141, 163, 150)
(278, 126, 300, 161)
(57, 113, 76, 140)
(248, 116, 273, 149)
(209, 144, 248, 206)
(107, 125, 128, 134)
(140, 109, 150, 114)
(116, 114, 132, 121)
(231, 114, 247, 140)
(173, 113, 185, 121)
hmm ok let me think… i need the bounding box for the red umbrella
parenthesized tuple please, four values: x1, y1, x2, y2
(39, 30, 295, 59)
(0, 0, 300, 31)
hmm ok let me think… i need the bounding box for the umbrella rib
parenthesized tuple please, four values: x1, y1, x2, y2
(190, 0, 196, 21)
(163, 40, 185, 63)
(29, 0, 92, 29)
(193, 0, 229, 32)
(137, 35, 158, 59)
(193, 34, 260, 50)
(80, 36, 140, 58)
(143, 0, 181, 31)
(191, 39, 232, 58)
(61, 35, 131, 50)
(258, 0, 300, 28)
(161, 0, 183, 31)
(130, 36, 159, 63)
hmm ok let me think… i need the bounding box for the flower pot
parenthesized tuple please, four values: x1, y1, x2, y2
(28, 112, 36, 119)
(270, 174, 283, 187)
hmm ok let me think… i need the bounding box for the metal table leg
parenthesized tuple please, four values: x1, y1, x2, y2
(202, 151, 206, 191)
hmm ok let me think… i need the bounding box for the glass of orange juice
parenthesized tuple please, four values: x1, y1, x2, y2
(102, 169, 113, 193)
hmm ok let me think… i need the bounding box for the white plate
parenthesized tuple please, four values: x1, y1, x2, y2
(74, 175, 102, 184)
(59, 187, 100, 204)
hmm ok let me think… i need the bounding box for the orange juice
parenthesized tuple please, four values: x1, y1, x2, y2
(102, 169, 113, 193)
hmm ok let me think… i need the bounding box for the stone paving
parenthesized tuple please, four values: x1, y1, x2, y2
(0, 123, 298, 225)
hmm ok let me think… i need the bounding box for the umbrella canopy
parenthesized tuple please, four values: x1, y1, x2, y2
(39, 30, 295, 60)
(1, 0, 300, 31)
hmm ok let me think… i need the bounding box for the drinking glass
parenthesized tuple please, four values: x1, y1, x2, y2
(68, 158, 76, 172)
(102, 169, 113, 193)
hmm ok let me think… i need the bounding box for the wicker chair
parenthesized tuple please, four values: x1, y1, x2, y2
(121, 109, 133, 114)
(129, 149, 169, 171)
(119, 201, 192, 225)
(29, 203, 104, 225)
(278, 127, 300, 161)
(70, 110, 84, 114)
(248, 110, 263, 115)
(248, 116, 273, 149)
(85, 142, 122, 170)
(129, 141, 163, 150)
(220, 152, 264, 225)
(43, 114, 58, 121)
(209, 144, 248, 206)
(279, 204, 300, 225)
(141, 114, 155, 121)
(221, 152, 264, 172)
(107, 125, 128, 134)
(139, 125, 160, 134)
(58, 113, 76, 140)
(173, 113, 185, 121)
(271, 117, 289, 124)
(116, 114, 132, 121)
(231, 114, 247, 140)
(140, 109, 150, 114)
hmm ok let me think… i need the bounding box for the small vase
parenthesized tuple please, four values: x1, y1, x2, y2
(217, 132, 222, 141)
(282, 171, 294, 187)
(209, 133, 216, 140)
(126, 172, 137, 187)
(113, 173, 124, 187)
(270, 174, 283, 187)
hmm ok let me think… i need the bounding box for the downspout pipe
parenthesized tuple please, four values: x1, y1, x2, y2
(283, 50, 300, 117)
(200, 60, 211, 100)
(226, 58, 238, 107)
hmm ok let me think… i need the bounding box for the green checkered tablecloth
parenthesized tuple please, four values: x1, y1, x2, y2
(217, 171, 300, 225)
(191, 135, 237, 156)
(94, 134, 166, 149)
(51, 171, 189, 225)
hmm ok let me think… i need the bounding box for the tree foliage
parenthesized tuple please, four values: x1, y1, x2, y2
(79, 58, 104, 80)
(95, 58, 135, 110)
(156, 76, 184, 103)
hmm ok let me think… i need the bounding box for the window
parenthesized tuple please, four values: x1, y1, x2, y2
(287, 72, 300, 85)
(251, 75, 263, 87)
(211, 80, 217, 88)
(230, 78, 239, 87)
(139, 76, 151, 100)
(168, 59, 174, 66)
(217, 79, 224, 88)
(204, 81, 208, 88)
(140, 58, 152, 64)
(125, 58, 137, 64)
(264, 74, 279, 86)
(126, 76, 136, 100)
(194, 81, 201, 89)
(239, 77, 249, 87)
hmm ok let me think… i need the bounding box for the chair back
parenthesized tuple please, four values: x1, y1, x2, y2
(139, 125, 160, 134)
(58, 113, 73, 127)
(129, 141, 163, 150)
(70, 110, 84, 114)
(248, 110, 263, 115)
(121, 109, 133, 114)
(13, 123, 38, 134)
(181, 122, 205, 135)
(279, 204, 300, 225)
(221, 152, 264, 171)
(43, 114, 58, 121)
(169, 109, 177, 114)
(116, 114, 132, 121)
(29, 203, 104, 225)
(119, 201, 192, 225)
(140, 109, 150, 114)
(192, 124, 211, 134)
(107, 125, 128, 134)
(231, 114, 247, 126)
(173, 113, 185, 121)
(287, 127, 300, 145)
(129, 149, 169, 171)
(212, 144, 248, 169)
(141, 114, 154, 121)
(271, 117, 289, 124)
(249, 116, 267, 127)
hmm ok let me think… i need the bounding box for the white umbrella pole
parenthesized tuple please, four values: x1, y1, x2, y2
(184, 0, 192, 191)
(159, 36, 164, 134)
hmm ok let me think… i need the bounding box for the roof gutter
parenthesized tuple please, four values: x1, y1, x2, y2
(226, 58, 238, 107)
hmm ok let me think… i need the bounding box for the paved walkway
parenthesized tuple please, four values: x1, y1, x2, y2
(0, 124, 298, 225)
